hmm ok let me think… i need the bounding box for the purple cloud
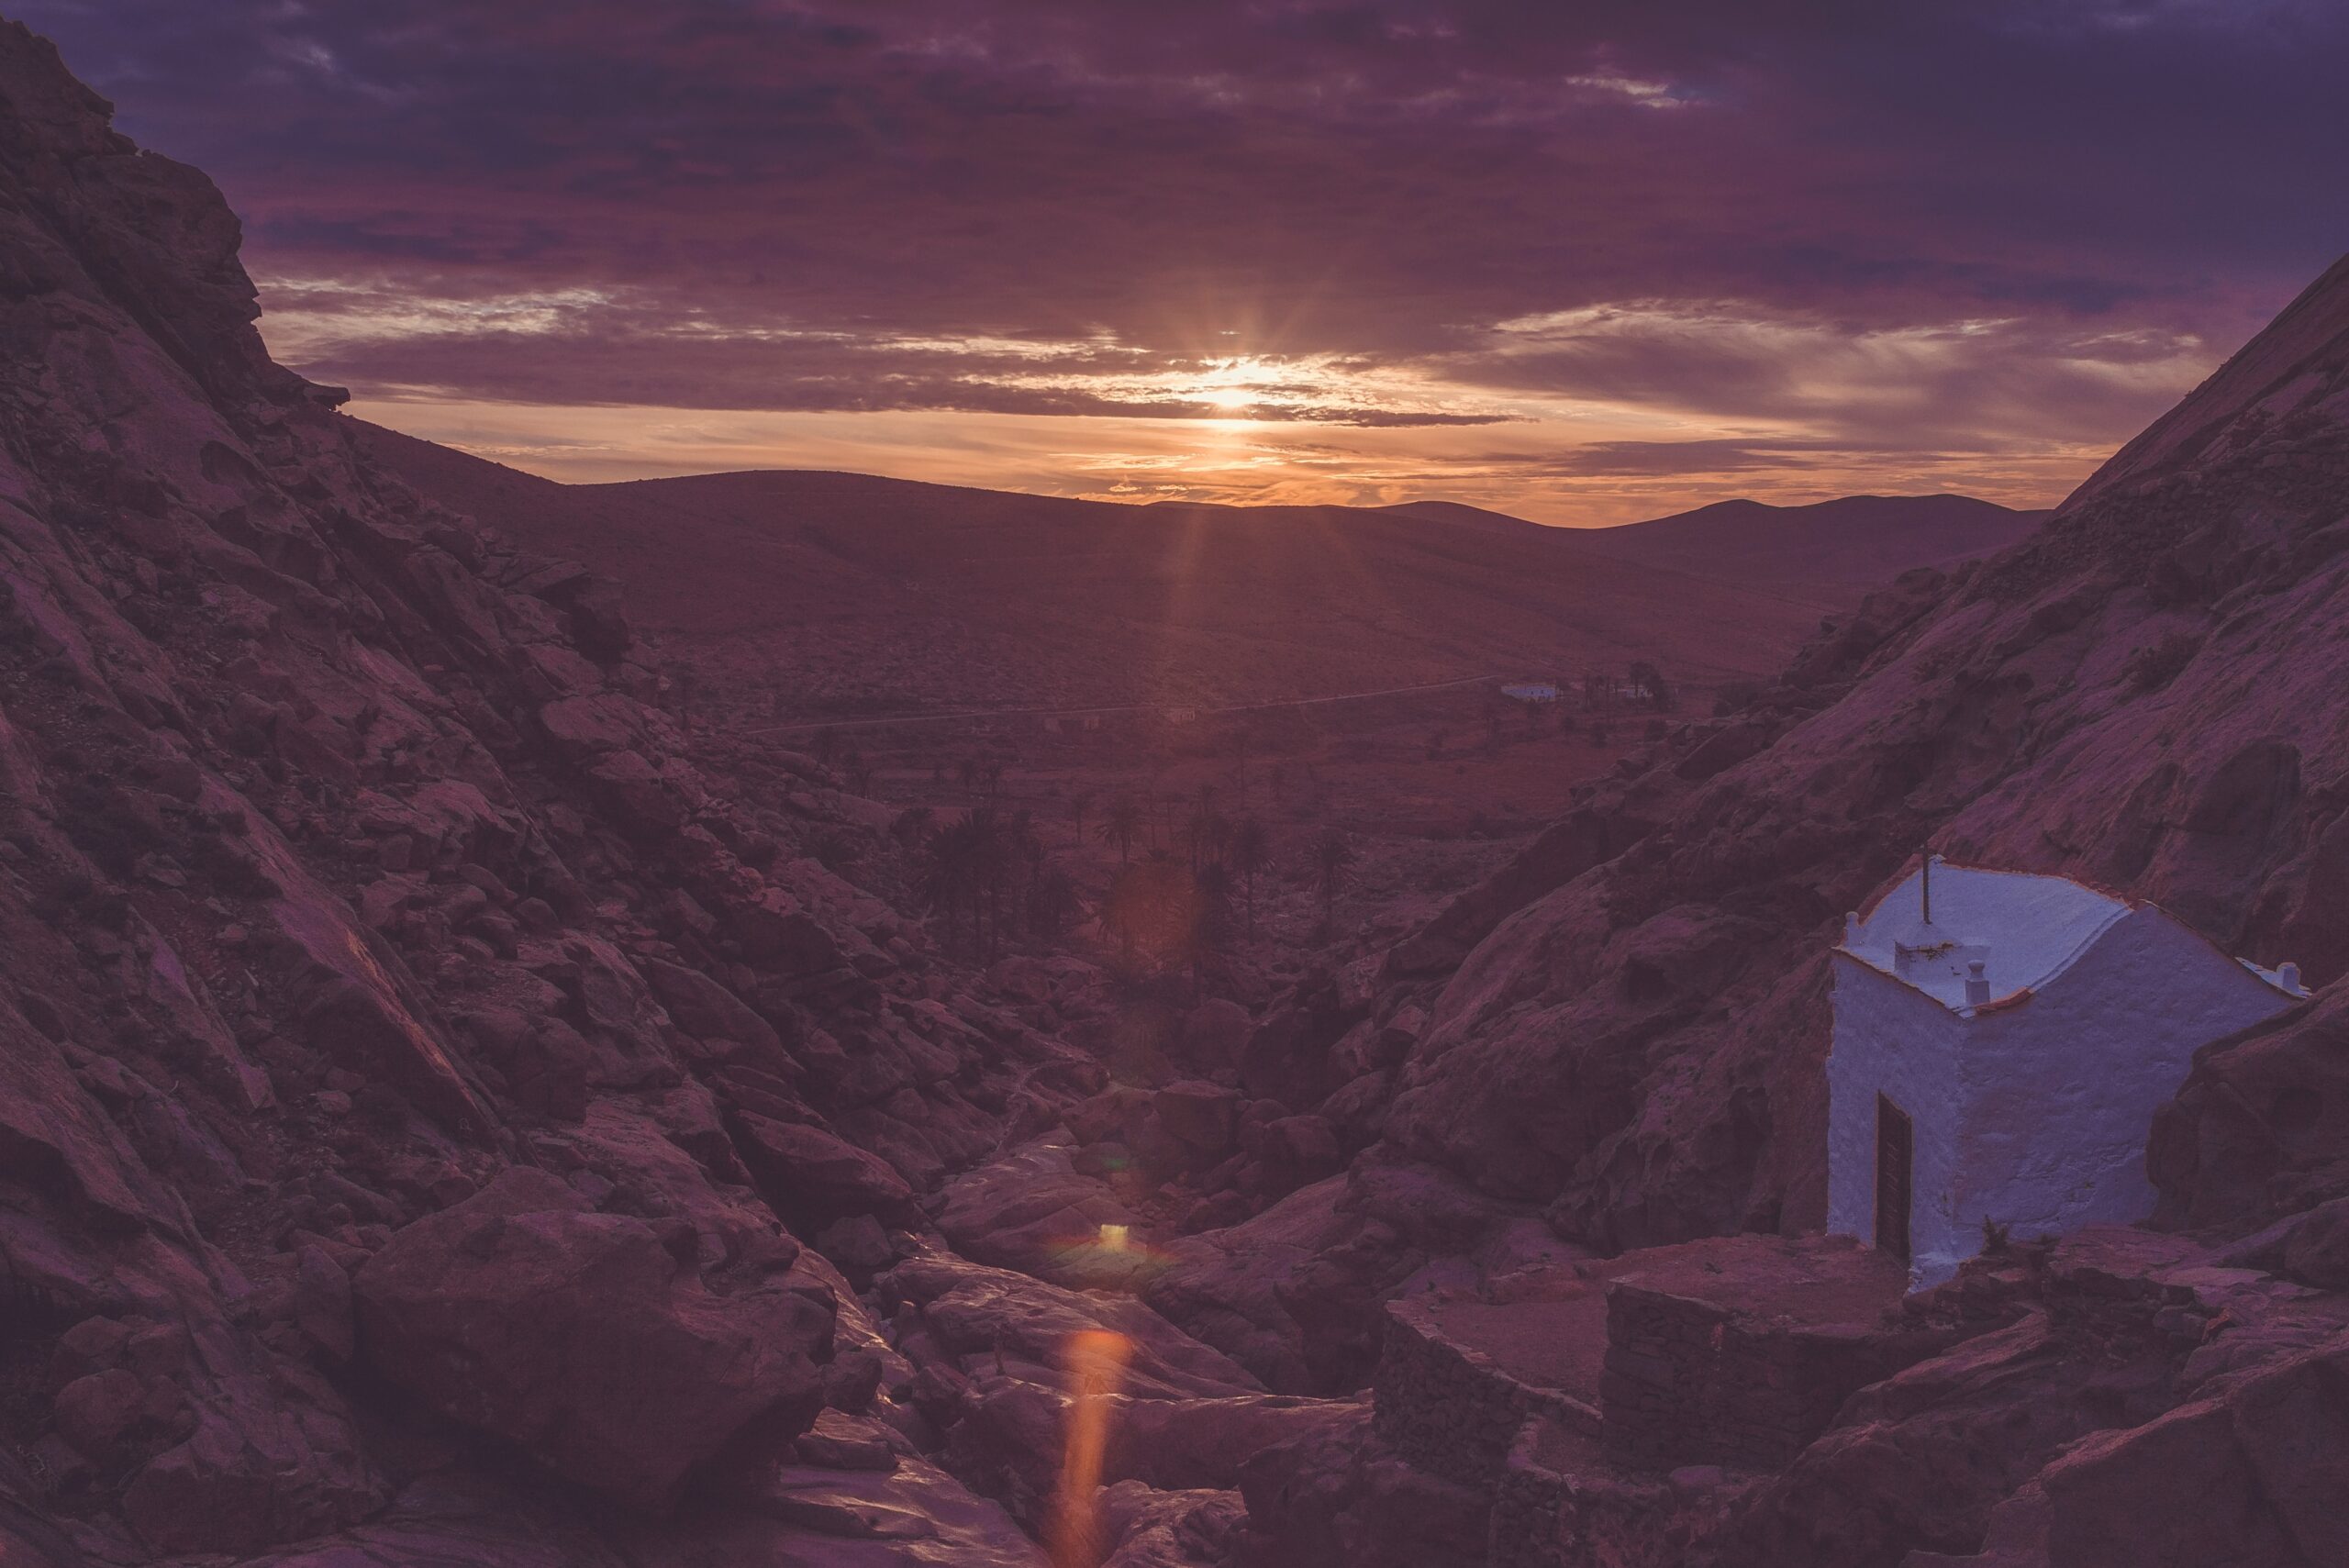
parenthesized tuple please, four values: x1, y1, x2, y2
(12, 0, 2344, 513)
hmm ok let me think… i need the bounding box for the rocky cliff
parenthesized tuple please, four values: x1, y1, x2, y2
(0, 22, 1214, 1566)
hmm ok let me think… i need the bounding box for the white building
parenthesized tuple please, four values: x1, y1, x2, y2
(1827, 858, 2306, 1288)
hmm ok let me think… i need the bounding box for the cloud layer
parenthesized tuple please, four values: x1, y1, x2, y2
(18, 0, 2347, 520)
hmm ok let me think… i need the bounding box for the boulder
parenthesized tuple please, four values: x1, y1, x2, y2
(1100, 1484, 1249, 1568)
(1155, 1081, 1243, 1160)
(1183, 999, 1254, 1068)
(640, 957, 785, 1058)
(52, 1367, 145, 1457)
(933, 1142, 1150, 1288)
(881, 1251, 1263, 1403)
(1239, 1007, 1339, 1111)
(729, 1112, 919, 1230)
(352, 1169, 835, 1510)
(1247, 1115, 1343, 1189)
(292, 1245, 355, 1363)
(2282, 1195, 2349, 1290)
(586, 749, 686, 837)
(733, 891, 843, 973)
(1230, 1403, 1493, 1568)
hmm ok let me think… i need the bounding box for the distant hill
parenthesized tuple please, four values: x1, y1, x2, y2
(357, 426, 1878, 719)
(1386, 493, 2047, 587)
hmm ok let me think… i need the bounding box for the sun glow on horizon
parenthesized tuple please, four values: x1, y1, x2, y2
(304, 283, 2193, 528)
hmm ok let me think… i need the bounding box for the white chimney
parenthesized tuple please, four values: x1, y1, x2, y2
(1964, 959, 1991, 1008)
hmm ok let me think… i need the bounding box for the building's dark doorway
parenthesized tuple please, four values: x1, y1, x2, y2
(1875, 1093, 1913, 1264)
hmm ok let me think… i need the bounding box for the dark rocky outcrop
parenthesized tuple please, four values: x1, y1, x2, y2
(0, 22, 1098, 1562)
(351, 1170, 835, 1510)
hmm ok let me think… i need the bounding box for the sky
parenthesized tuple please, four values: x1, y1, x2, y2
(16, 1, 2347, 524)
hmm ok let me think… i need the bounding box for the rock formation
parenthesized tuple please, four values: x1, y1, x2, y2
(0, 20, 1129, 1563)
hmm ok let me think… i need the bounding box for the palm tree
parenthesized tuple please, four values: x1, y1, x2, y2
(1188, 862, 1236, 999)
(1228, 817, 1271, 936)
(844, 749, 874, 796)
(918, 806, 1014, 955)
(1100, 862, 1148, 964)
(1005, 807, 1043, 932)
(1028, 863, 1083, 938)
(1308, 825, 1355, 932)
(956, 756, 980, 795)
(963, 805, 1011, 954)
(917, 816, 976, 949)
(1186, 783, 1226, 873)
(1097, 795, 1143, 863)
(1629, 660, 1674, 712)
(1201, 810, 1230, 867)
(1069, 790, 1095, 843)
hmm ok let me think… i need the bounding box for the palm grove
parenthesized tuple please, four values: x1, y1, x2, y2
(904, 779, 1353, 995)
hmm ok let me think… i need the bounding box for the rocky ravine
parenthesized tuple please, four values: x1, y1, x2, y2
(6, 10, 2349, 1568)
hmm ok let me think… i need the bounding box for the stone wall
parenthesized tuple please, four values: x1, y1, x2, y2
(1374, 1298, 1600, 1491)
(1489, 1418, 1730, 1568)
(1598, 1282, 1951, 1471)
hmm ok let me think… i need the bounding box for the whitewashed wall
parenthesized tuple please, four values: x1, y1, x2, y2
(1825, 955, 1965, 1283)
(1956, 907, 2297, 1251)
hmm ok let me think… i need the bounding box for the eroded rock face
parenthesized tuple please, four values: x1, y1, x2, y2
(1230, 1403, 1490, 1568)
(1904, 1330, 2349, 1568)
(352, 1170, 835, 1510)
(2149, 987, 2349, 1235)
(0, 20, 1100, 1560)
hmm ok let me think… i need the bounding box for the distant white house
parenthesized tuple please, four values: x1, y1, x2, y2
(1500, 683, 1562, 703)
(1827, 858, 2306, 1288)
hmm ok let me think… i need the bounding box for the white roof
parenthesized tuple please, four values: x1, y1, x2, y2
(1841, 860, 2129, 1010)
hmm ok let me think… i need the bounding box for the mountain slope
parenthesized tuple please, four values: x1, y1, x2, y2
(354, 429, 1871, 719)
(1587, 493, 2043, 586)
(1384, 493, 2046, 586)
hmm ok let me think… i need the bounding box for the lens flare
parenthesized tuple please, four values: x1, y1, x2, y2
(1049, 1329, 1134, 1567)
